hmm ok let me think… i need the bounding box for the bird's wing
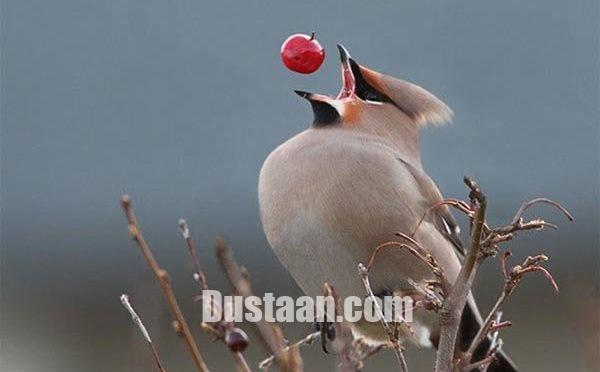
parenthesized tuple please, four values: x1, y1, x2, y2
(396, 156, 465, 256)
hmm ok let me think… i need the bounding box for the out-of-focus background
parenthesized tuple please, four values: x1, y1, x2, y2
(1, 0, 598, 371)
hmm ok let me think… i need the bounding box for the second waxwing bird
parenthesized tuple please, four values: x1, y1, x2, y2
(258, 45, 517, 371)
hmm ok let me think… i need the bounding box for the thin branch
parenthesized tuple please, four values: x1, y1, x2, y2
(410, 198, 473, 237)
(178, 219, 208, 291)
(431, 179, 571, 371)
(510, 197, 574, 225)
(500, 251, 511, 280)
(357, 263, 408, 372)
(488, 320, 512, 334)
(481, 198, 573, 250)
(463, 291, 509, 361)
(176, 220, 251, 372)
(233, 353, 251, 372)
(120, 195, 209, 372)
(462, 253, 559, 368)
(435, 176, 487, 372)
(215, 237, 301, 371)
(322, 283, 363, 372)
(258, 289, 386, 371)
(120, 294, 168, 372)
(367, 241, 442, 279)
(488, 312, 504, 353)
(482, 314, 504, 372)
(462, 355, 497, 372)
(259, 331, 320, 370)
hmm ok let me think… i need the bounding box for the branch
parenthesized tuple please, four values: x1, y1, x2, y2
(410, 199, 473, 237)
(178, 219, 209, 291)
(510, 198, 574, 225)
(258, 293, 387, 371)
(357, 264, 408, 372)
(461, 355, 496, 372)
(481, 313, 505, 372)
(322, 283, 364, 372)
(120, 294, 168, 372)
(488, 312, 505, 355)
(435, 177, 487, 372)
(215, 237, 302, 371)
(120, 195, 209, 372)
(460, 252, 559, 369)
(368, 240, 443, 279)
(259, 331, 320, 370)
(481, 197, 573, 251)
(177, 220, 251, 372)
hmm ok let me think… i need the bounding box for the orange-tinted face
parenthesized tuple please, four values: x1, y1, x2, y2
(295, 44, 398, 127)
(295, 44, 453, 130)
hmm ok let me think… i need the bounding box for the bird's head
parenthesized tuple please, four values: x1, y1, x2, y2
(295, 44, 453, 133)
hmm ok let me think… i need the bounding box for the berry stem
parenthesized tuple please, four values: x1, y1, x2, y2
(309, 32, 315, 41)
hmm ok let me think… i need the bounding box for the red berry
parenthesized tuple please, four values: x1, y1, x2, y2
(225, 327, 249, 353)
(280, 33, 325, 74)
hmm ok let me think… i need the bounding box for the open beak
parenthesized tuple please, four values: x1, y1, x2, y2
(294, 44, 357, 103)
(293, 44, 360, 126)
(336, 44, 356, 100)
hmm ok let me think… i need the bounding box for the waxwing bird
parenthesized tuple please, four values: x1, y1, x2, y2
(258, 45, 517, 371)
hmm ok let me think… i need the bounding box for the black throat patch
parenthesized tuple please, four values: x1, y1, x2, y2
(309, 100, 340, 127)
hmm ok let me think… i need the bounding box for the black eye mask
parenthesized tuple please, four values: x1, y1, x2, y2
(349, 59, 393, 104)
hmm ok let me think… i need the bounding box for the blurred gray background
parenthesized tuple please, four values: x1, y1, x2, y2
(1, 0, 598, 371)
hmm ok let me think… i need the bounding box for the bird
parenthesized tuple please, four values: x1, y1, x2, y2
(258, 44, 517, 371)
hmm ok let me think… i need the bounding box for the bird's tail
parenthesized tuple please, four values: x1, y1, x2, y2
(459, 302, 519, 372)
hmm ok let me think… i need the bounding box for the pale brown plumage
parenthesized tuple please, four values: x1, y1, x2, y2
(258, 45, 516, 371)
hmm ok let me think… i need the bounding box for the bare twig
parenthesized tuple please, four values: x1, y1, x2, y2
(433, 179, 571, 371)
(258, 294, 386, 371)
(176, 220, 252, 372)
(259, 331, 321, 370)
(357, 263, 408, 372)
(481, 314, 504, 372)
(120, 195, 209, 372)
(178, 219, 218, 322)
(435, 177, 487, 372)
(488, 311, 504, 354)
(510, 197, 574, 225)
(488, 320, 512, 334)
(215, 238, 301, 371)
(323, 283, 363, 372)
(229, 347, 252, 372)
(461, 252, 560, 368)
(463, 298, 510, 360)
(120, 294, 168, 372)
(462, 354, 497, 371)
(178, 219, 209, 291)
(481, 197, 573, 251)
(368, 240, 443, 279)
(411, 198, 473, 237)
